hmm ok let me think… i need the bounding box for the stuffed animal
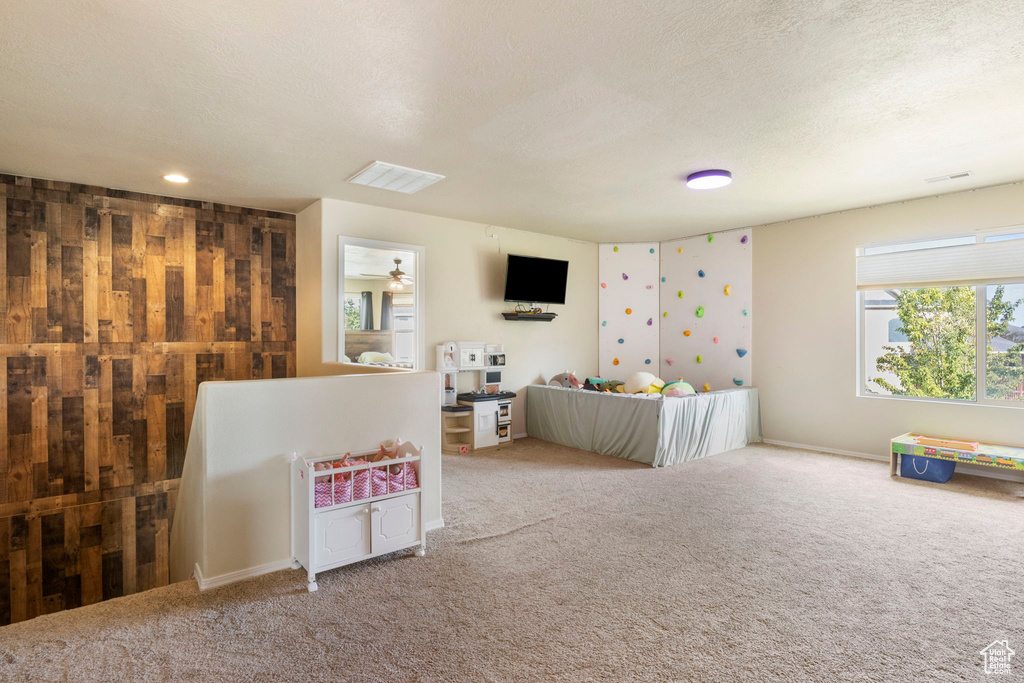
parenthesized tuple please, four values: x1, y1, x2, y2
(583, 377, 608, 391)
(604, 380, 626, 393)
(661, 380, 696, 397)
(548, 371, 582, 389)
(624, 372, 665, 394)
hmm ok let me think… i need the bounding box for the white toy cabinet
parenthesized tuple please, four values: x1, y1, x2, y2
(291, 443, 425, 592)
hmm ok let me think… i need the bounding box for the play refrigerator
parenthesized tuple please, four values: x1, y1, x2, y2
(291, 441, 426, 592)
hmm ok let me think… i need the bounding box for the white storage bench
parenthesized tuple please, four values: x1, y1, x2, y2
(291, 442, 426, 592)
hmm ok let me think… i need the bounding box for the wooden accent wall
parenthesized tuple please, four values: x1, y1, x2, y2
(0, 174, 296, 624)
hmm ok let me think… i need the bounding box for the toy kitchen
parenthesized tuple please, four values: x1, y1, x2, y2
(437, 341, 514, 449)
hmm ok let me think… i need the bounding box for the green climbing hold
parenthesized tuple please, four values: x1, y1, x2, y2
(613, 246, 619, 252)
(663, 312, 668, 318)
(707, 234, 714, 243)
(742, 309, 749, 316)
(696, 355, 703, 363)
(677, 290, 684, 298)
(601, 321, 607, 326)
(696, 306, 705, 318)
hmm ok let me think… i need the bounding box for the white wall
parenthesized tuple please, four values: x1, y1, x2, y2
(170, 370, 441, 583)
(297, 199, 599, 436)
(660, 231, 752, 390)
(753, 182, 1024, 459)
(598, 243, 660, 377)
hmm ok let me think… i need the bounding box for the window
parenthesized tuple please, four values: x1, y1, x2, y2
(343, 294, 362, 331)
(858, 230, 1024, 406)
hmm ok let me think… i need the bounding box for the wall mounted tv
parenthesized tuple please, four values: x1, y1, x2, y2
(503, 254, 569, 305)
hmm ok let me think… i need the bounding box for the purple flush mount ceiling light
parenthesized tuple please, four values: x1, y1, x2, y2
(685, 169, 732, 190)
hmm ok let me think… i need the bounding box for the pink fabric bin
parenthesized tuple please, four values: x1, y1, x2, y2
(333, 475, 352, 504)
(388, 462, 419, 493)
(352, 470, 371, 500)
(371, 467, 389, 497)
(314, 479, 333, 508)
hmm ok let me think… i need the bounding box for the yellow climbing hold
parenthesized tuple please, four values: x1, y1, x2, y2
(696, 354, 703, 363)
(663, 312, 668, 318)
(724, 284, 731, 296)
(703, 383, 710, 392)
(677, 247, 683, 254)
(677, 290, 684, 298)
(625, 308, 632, 315)
(613, 358, 620, 365)
(613, 246, 619, 252)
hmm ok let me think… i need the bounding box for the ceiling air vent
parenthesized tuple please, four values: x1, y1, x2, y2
(925, 171, 973, 184)
(346, 161, 445, 194)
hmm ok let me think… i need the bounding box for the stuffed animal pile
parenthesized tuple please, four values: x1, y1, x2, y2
(553, 371, 697, 397)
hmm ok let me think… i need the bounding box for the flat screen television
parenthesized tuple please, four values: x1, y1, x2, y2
(503, 254, 568, 305)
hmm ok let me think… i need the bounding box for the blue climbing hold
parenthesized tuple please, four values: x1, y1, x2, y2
(698, 270, 705, 278)
(661, 276, 666, 283)
(618, 338, 624, 344)
(649, 248, 655, 254)
(733, 378, 744, 386)
(645, 359, 651, 365)
(602, 321, 607, 326)
(736, 349, 748, 358)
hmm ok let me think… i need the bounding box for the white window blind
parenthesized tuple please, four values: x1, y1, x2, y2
(857, 236, 1024, 290)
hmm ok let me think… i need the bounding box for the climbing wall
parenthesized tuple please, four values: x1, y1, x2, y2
(659, 231, 751, 391)
(598, 243, 660, 378)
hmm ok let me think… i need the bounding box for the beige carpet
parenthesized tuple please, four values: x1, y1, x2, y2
(1, 439, 1021, 682)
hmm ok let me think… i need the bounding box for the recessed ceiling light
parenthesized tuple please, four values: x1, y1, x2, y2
(685, 169, 732, 190)
(163, 174, 189, 183)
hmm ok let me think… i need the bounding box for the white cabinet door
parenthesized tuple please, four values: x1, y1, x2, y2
(474, 403, 500, 449)
(370, 493, 421, 555)
(315, 504, 371, 568)
(394, 330, 414, 361)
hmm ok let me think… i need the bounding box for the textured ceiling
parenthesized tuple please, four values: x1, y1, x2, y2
(2, 1, 1024, 242)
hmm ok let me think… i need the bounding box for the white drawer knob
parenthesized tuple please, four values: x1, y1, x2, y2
(371, 506, 382, 513)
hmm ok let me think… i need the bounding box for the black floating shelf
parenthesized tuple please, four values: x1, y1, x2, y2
(502, 312, 557, 321)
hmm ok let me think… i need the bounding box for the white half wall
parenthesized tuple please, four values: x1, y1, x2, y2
(297, 198, 599, 436)
(753, 181, 1024, 463)
(170, 370, 441, 584)
(660, 231, 752, 390)
(598, 243, 660, 377)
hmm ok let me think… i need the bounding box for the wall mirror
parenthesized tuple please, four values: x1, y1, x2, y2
(338, 237, 424, 369)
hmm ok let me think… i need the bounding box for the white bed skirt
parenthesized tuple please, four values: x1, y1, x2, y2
(526, 385, 762, 467)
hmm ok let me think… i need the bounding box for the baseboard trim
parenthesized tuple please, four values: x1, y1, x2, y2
(193, 558, 295, 591)
(514, 433, 528, 440)
(425, 518, 445, 532)
(763, 439, 1024, 483)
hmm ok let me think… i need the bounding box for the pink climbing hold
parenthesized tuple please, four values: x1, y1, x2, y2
(601, 282, 607, 289)
(666, 358, 675, 366)
(645, 285, 653, 290)
(713, 337, 719, 344)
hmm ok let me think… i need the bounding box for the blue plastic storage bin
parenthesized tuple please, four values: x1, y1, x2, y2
(900, 455, 956, 483)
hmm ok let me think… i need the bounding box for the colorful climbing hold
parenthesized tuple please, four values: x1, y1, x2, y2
(713, 337, 719, 344)
(613, 358, 620, 365)
(625, 308, 632, 315)
(742, 309, 749, 316)
(618, 338, 624, 344)
(695, 306, 705, 318)
(698, 270, 705, 278)
(733, 378, 744, 386)
(646, 318, 653, 326)
(677, 290, 684, 298)
(661, 276, 666, 283)
(645, 285, 653, 290)
(663, 312, 668, 318)
(600, 282, 607, 289)
(613, 246, 619, 252)
(703, 383, 710, 392)
(707, 234, 714, 243)
(696, 355, 703, 363)
(644, 359, 652, 365)
(723, 285, 731, 296)
(649, 248, 655, 254)
(601, 321, 607, 326)
(677, 247, 683, 254)
(736, 349, 748, 358)
(622, 273, 628, 280)
(740, 235, 749, 244)
(666, 358, 675, 366)
(683, 330, 691, 337)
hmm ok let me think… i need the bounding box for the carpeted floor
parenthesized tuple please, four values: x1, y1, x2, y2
(1, 439, 1021, 682)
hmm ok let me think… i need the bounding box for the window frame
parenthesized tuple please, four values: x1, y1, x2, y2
(857, 280, 1024, 409)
